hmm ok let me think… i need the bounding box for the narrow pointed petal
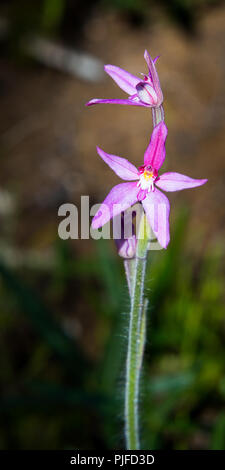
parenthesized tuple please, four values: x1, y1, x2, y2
(142, 188, 170, 249)
(92, 182, 139, 230)
(136, 82, 158, 106)
(97, 147, 139, 181)
(144, 122, 168, 170)
(104, 65, 140, 95)
(85, 98, 147, 107)
(156, 172, 208, 192)
(144, 50, 163, 105)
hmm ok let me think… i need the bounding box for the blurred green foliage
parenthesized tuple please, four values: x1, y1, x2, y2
(0, 211, 224, 449)
(41, 0, 66, 34)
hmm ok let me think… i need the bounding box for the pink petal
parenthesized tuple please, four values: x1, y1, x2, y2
(85, 98, 147, 107)
(142, 188, 170, 249)
(92, 182, 139, 230)
(104, 65, 140, 95)
(137, 188, 148, 201)
(144, 50, 163, 105)
(156, 172, 208, 192)
(136, 82, 158, 106)
(144, 122, 168, 170)
(96, 146, 139, 181)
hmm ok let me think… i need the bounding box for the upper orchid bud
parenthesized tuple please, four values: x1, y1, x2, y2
(86, 50, 163, 109)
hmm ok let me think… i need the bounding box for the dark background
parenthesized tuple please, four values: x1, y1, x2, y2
(0, 0, 224, 449)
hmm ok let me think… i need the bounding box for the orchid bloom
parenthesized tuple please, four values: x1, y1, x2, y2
(92, 122, 207, 249)
(86, 50, 163, 108)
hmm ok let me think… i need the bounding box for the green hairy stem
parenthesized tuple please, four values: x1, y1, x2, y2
(124, 106, 163, 449)
(125, 214, 149, 449)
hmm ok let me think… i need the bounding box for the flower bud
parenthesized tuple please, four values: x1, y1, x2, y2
(114, 212, 137, 259)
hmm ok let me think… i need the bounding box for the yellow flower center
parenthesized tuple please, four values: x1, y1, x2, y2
(143, 169, 154, 180)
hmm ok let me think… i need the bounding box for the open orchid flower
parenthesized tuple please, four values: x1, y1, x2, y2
(92, 122, 207, 249)
(86, 50, 163, 108)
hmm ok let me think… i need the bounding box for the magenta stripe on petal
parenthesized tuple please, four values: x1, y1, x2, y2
(96, 147, 139, 181)
(91, 182, 139, 230)
(104, 65, 140, 95)
(85, 98, 147, 107)
(142, 188, 170, 249)
(144, 122, 168, 170)
(156, 172, 208, 192)
(136, 82, 158, 106)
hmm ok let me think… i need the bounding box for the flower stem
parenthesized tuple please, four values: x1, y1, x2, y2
(125, 213, 150, 450)
(124, 105, 163, 449)
(137, 298, 148, 371)
(152, 105, 164, 126)
(123, 258, 136, 297)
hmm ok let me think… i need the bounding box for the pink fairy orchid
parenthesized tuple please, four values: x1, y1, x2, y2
(92, 122, 207, 249)
(86, 50, 163, 108)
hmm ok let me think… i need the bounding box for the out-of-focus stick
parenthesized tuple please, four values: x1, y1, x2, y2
(0, 17, 104, 82)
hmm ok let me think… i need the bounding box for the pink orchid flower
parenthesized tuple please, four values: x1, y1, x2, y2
(86, 50, 163, 108)
(92, 122, 207, 249)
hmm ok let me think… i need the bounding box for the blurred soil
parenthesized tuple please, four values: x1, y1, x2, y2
(0, 5, 224, 251)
